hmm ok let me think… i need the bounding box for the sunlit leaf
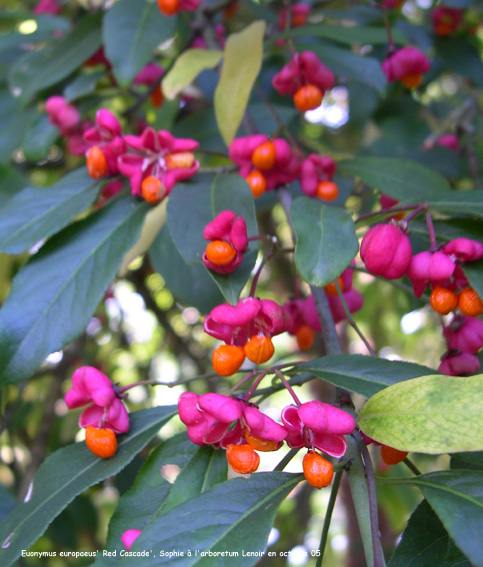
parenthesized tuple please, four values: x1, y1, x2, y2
(214, 21, 266, 146)
(163, 49, 223, 100)
(358, 374, 483, 453)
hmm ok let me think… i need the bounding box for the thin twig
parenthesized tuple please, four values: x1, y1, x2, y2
(354, 430, 386, 567)
(334, 280, 376, 356)
(274, 448, 300, 471)
(403, 457, 422, 476)
(315, 470, 343, 567)
(274, 369, 302, 405)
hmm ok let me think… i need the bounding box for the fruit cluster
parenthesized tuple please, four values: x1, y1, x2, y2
(361, 218, 483, 375)
(178, 393, 355, 487)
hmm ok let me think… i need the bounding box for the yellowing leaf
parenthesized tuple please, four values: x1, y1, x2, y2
(214, 21, 266, 146)
(162, 49, 223, 100)
(118, 198, 167, 276)
(357, 374, 483, 454)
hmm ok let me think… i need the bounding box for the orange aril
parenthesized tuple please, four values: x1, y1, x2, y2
(157, 0, 179, 15)
(380, 444, 408, 466)
(430, 285, 458, 315)
(246, 170, 267, 198)
(251, 141, 276, 171)
(141, 176, 166, 204)
(226, 443, 260, 474)
(205, 240, 236, 266)
(296, 324, 314, 351)
(458, 287, 483, 317)
(401, 73, 422, 89)
(165, 152, 195, 169)
(325, 276, 344, 296)
(316, 181, 339, 201)
(302, 451, 333, 488)
(244, 335, 275, 364)
(293, 84, 323, 112)
(85, 426, 117, 459)
(150, 84, 164, 107)
(86, 146, 108, 179)
(212, 345, 246, 376)
(245, 430, 281, 452)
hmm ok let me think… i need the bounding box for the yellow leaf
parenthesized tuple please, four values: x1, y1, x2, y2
(358, 374, 483, 454)
(214, 21, 266, 146)
(162, 49, 223, 100)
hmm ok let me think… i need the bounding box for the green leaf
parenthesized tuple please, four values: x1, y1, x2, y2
(0, 485, 16, 523)
(21, 113, 59, 162)
(93, 472, 302, 566)
(358, 374, 483, 454)
(214, 21, 266, 146)
(297, 354, 437, 398)
(338, 157, 451, 201)
(0, 195, 149, 387)
(167, 175, 259, 305)
(345, 435, 376, 567)
(393, 470, 483, 567)
(163, 49, 223, 100)
(451, 451, 483, 471)
(156, 444, 228, 515)
(296, 42, 387, 95)
(208, 175, 259, 304)
(435, 38, 483, 87)
(0, 168, 103, 254)
(8, 13, 103, 105)
(103, 0, 176, 86)
(0, 14, 70, 53)
(64, 70, 105, 102)
(149, 224, 224, 313)
(291, 196, 359, 287)
(105, 434, 227, 548)
(0, 406, 177, 567)
(388, 499, 471, 567)
(428, 190, 483, 218)
(0, 164, 28, 208)
(286, 24, 407, 46)
(173, 109, 225, 153)
(0, 89, 36, 163)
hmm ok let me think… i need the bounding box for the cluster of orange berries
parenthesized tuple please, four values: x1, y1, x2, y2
(212, 335, 275, 376)
(430, 286, 483, 317)
(246, 140, 276, 198)
(226, 444, 334, 489)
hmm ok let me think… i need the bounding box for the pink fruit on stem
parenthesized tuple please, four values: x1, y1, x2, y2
(360, 223, 412, 279)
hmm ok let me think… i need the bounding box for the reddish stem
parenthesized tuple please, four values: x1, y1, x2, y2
(382, 7, 395, 52)
(245, 371, 269, 400)
(275, 369, 302, 406)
